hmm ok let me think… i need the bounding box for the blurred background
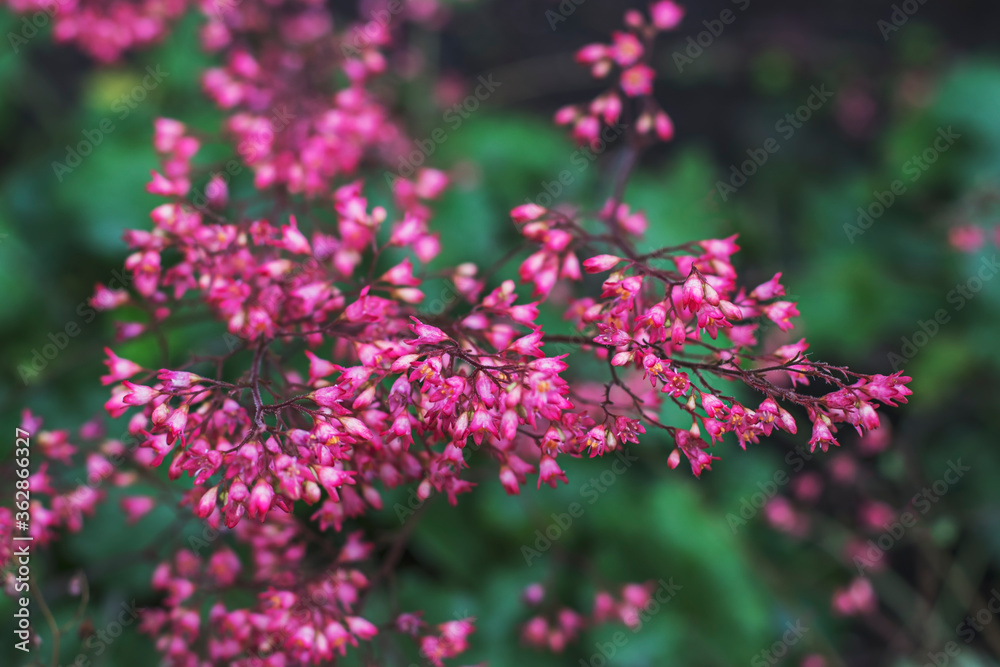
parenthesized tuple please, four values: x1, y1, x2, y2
(2, 0, 1000, 665)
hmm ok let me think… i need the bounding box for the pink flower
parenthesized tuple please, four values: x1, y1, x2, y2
(508, 330, 545, 358)
(381, 257, 421, 286)
(808, 417, 840, 453)
(598, 92, 623, 125)
(750, 273, 786, 300)
(583, 254, 623, 273)
(405, 317, 450, 346)
(537, 455, 568, 489)
(620, 64, 655, 97)
(522, 616, 548, 646)
(122, 381, 158, 406)
(510, 203, 547, 224)
(499, 466, 520, 495)
(207, 548, 240, 587)
(573, 115, 601, 146)
(949, 224, 985, 253)
(157, 370, 200, 390)
(763, 301, 800, 331)
(681, 272, 705, 311)
(247, 478, 274, 521)
(280, 216, 312, 254)
(524, 583, 546, 606)
(858, 424, 892, 455)
(147, 170, 185, 197)
(311, 385, 344, 408)
(195, 486, 218, 518)
(121, 496, 156, 524)
(654, 111, 674, 141)
(832, 577, 877, 616)
(228, 478, 249, 504)
(153, 118, 186, 153)
(554, 105, 579, 126)
(575, 44, 608, 65)
(862, 372, 913, 406)
(650, 1, 684, 29)
(859, 501, 896, 532)
(675, 431, 718, 477)
(610, 31, 644, 67)
(701, 393, 727, 419)
(163, 406, 188, 444)
(101, 348, 143, 385)
(593, 323, 631, 346)
(346, 616, 378, 640)
(205, 174, 228, 208)
(91, 284, 129, 311)
(124, 250, 161, 298)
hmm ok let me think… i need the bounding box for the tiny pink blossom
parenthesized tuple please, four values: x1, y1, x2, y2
(650, 1, 684, 29)
(405, 317, 450, 346)
(620, 64, 655, 97)
(583, 254, 623, 273)
(101, 348, 142, 385)
(510, 203, 547, 224)
(120, 496, 156, 524)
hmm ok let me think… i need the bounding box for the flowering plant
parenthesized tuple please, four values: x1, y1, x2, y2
(0, 0, 911, 664)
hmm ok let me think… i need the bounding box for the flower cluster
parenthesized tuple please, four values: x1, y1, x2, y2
(102, 118, 618, 526)
(0, 412, 128, 562)
(556, 0, 681, 147)
(948, 222, 1000, 253)
(942, 183, 1000, 252)
(4, 0, 423, 196)
(831, 577, 877, 616)
(3, 0, 188, 61)
(519, 581, 671, 653)
(199, 0, 412, 196)
(745, 424, 905, 629)
(511, 201, 910, 477)
(142, 512, 473, 666)
(1, 0, 913, 664)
